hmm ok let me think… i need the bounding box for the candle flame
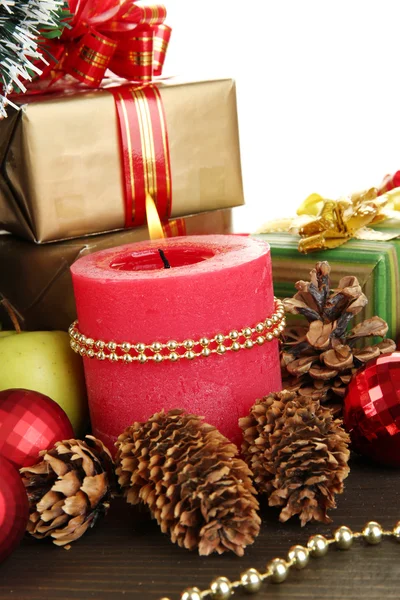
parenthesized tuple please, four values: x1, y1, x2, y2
(146, 193, 165, 240)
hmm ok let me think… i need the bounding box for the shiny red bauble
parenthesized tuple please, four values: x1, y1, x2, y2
(0, 388, 74, 469)
(0, 455, 29, 563)
(343, 352, 400, 467)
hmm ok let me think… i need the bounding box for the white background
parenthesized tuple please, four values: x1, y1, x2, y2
(164, 0, 400, 232)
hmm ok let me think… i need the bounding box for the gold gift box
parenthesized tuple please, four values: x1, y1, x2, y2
(0, 78, 243, 243)
(0, 208, 233, 331)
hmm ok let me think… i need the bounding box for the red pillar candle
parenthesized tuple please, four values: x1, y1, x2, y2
(70, 235, 282, 452)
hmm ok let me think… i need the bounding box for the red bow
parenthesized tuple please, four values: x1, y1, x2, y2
(42, 0, 171, 86)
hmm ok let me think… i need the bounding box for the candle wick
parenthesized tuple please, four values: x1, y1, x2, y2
(158, 248, 171, 269)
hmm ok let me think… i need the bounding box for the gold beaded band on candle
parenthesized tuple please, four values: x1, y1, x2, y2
(164, 520, 400, 600)
(69, 298, 286, 363)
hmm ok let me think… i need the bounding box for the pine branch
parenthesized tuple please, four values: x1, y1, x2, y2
(0, 0, 71, 117)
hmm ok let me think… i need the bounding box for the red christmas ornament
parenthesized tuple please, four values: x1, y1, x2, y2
(0, 389, 74, 469)
(0, 456, 29, 563)
(343, 352, 400, 467)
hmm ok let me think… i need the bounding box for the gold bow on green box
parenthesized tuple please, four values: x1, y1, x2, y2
(259, 186, 400, 253)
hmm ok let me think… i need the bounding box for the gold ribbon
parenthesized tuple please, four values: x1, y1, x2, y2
(258, 187, 400, 253)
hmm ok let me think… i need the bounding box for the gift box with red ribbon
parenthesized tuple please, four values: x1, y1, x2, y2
(0, 2, 244, 243)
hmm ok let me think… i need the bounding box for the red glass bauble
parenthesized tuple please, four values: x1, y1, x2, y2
(343, 352, 400, 467)
(0, 455, 29, 563)
(0, 388, 74, 469)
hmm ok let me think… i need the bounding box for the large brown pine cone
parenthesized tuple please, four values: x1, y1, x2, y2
(239, 390, 350, 526)
(20, 436, 115, 546)
(115, 409, 260, 556)
(282, 261, 396, 409)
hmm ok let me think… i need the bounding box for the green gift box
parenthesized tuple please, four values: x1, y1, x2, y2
(253, 232, 400, 341)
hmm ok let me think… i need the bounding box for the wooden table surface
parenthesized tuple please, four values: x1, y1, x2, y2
(1, 455, 399, 600)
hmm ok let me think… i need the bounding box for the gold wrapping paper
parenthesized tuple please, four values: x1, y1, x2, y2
(0, 208, 232, 331)
(0, 78, 243, 243)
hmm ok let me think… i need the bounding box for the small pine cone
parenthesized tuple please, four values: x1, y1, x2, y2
(115, 409, 260, 556)
(239, 390, 350, 526)
(20, 436, 115, 547)
(281, 261, 396, 410)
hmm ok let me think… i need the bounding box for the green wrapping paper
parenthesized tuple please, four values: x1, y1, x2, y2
(254, 233, 400, 340)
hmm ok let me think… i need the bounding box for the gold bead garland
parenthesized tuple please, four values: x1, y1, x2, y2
(69, 298, 286, 364)
(162, 521, 400, 600)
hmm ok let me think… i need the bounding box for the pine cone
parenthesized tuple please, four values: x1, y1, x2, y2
(282, 261, 396, 409)
(20, 436, 115, 547)
(115, 409, 260, 556)
(239, 390, 350, 526)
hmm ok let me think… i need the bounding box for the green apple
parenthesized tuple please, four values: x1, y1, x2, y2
(0, 330, 88, 435)
(0, 330, 17, 338)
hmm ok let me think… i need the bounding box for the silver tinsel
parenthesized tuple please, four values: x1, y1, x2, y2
(0, 0, 66, 117)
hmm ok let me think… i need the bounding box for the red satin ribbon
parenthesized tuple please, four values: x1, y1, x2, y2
(378, 171, 400, 196)
(163, 218, 187, 237)
(29, 1, 173, 230)
(111, 84, 172, 228)
(41, 0, 171, 86)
